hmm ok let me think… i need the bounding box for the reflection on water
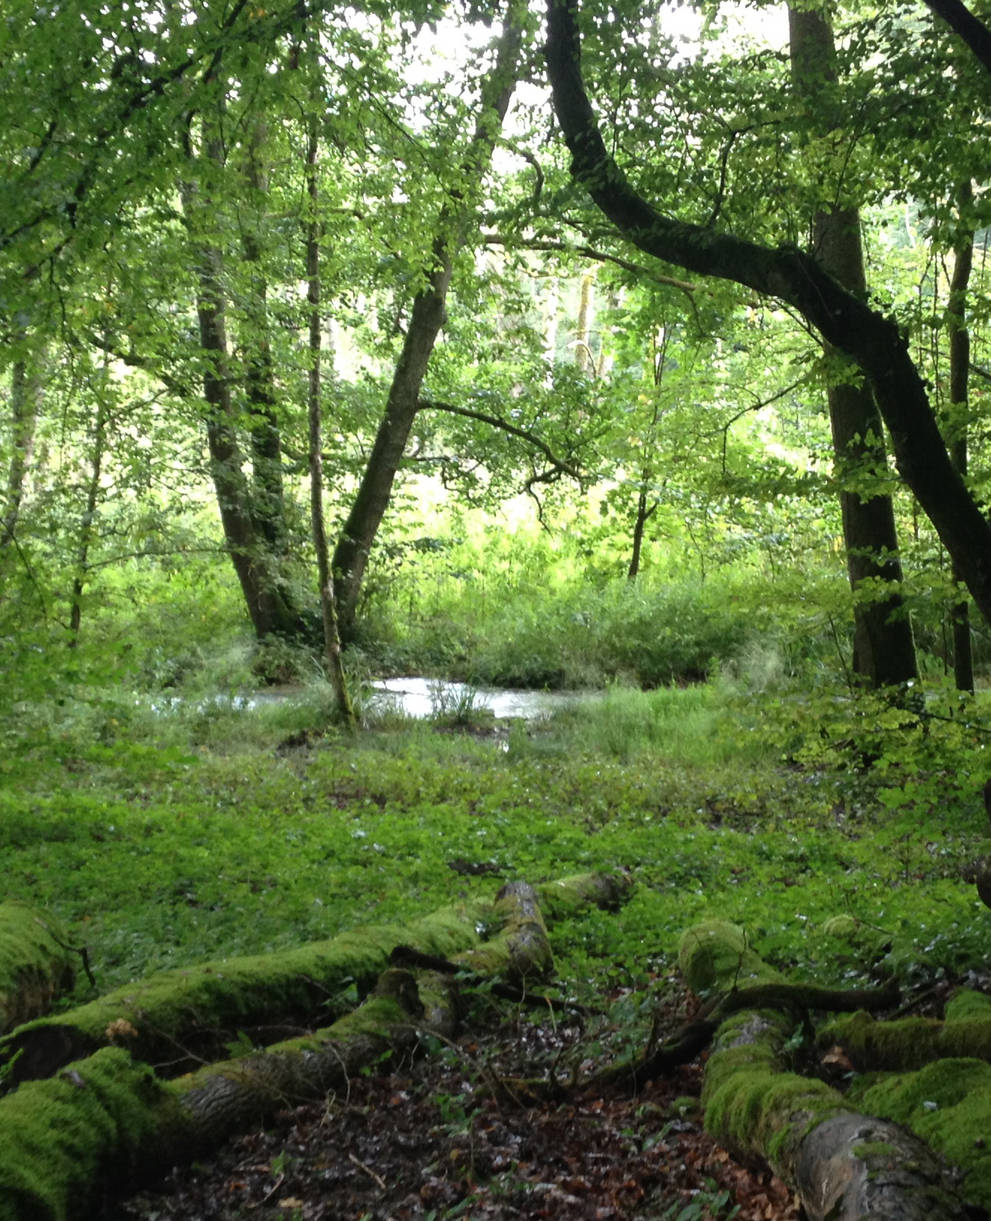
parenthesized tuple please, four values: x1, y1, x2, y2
(369, 677, 596, 720)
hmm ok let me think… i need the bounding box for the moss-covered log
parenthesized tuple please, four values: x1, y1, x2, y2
(847, 1056, 991, 1213)
(0, 874, 629, 1221)
(0, 970, 450, 1221)
(681, 921, 983, 1220)
(823, 990, 991, 1071)
(2, 871, 630, 1087)
(0, 903, 76, 1034)
(0, 901, 489, 1085)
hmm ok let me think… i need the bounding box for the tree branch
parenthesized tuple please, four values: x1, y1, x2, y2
(481, 234, 698, 293)
(543, 0, 991, 627)
(417, 397, 583, 480)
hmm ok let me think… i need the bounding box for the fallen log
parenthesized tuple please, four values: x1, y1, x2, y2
(681, 920, 985, 1220)
(0, 900, 491, 1085)
(823, 989, 991, 1071)
(0, 874, 627, 1221)
(0, 903, 77, 1034)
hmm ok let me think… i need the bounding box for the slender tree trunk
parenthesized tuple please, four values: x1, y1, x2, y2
(305, 108, 354, 727)
(789, 5, 917, 688)
(332, 1, 528, 640)
(575, 267, 596, 373)
(947, 181, 974, 693)
(627, 328, 665, 580)
(68, 362, 108, 644)
(1, 357, 41, 555)
(184, 118, 305, 641)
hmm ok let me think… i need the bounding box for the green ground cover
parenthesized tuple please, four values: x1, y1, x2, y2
(2, 676, 988, 1022)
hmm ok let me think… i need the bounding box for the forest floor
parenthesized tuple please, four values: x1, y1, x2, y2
(114, 991, 800, 1221)
(5, 678, 990, 1220)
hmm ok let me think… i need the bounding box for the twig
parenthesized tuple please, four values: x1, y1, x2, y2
(348, 1152, 387, 1190)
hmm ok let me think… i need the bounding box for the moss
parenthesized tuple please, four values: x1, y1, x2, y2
(857, 1057, 991, 1211)
(0, 1047, 168, 1221)
(701, 1009, 844, 1176)
(534, 871, 634, 920)
(851, 1140, 898, 1159)
(678, 921, 784, 994)
(1, 901, 489, 1080)
(0, 903, 76, 1034)
(944, 989, 991, 1022)
(823, 1010, 991, 1071)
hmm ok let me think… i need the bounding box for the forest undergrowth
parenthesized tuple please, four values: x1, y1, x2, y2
(2, 662, 991, 1218)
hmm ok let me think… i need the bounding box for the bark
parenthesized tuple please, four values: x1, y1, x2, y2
(0, 904, 76, 1035)
(305, 102, 354, 726)
(544, 0, 991, 630)
(1, 355, 42, 554)
(67, 366, 108, 643)
(240, 120, 289, 558)
(183, 117, 305, 642)
(679, 921, 984, 1220)
(0, 874, 630, 1221)
(332, 0, 528, 640)
(789, 5, 917, 687)
(947, 182, 975, 692)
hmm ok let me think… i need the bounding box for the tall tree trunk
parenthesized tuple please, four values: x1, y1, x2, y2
(332, 1, 528, 640)
(789, 5, 917, 688)
(184, 117, 305, 642)
(545, 0, 991, 630)
(305, 105, 354, 727)
(947, 180, 974, 693)
(241, 121, 288, 557)
(67, 377, 107, 644)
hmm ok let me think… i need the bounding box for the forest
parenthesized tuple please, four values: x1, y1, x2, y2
(4, 0, 991, 1216)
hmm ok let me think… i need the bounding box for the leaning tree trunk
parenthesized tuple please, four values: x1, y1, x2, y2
(332, 0, 528, 641)
(544, 0, 991, 631)
(789, 4, 916, 688)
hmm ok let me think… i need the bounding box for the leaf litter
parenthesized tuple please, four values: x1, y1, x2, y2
(112, 998, 800, 1221)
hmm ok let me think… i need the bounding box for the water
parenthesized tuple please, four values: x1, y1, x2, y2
(368, 677, 596, 720)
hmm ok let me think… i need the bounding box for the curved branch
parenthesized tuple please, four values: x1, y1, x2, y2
(924, 0, 991, 75)
(481, 234, 698, 292)
(544, 0, 991, 627)
(417, 397, 583, 480)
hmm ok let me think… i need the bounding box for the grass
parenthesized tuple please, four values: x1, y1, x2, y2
(2, 673, 990, 1018)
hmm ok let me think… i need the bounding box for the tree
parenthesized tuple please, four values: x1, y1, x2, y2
(788, 2, 917, 687)
(331, 0, 531, 641)
(544, 0, 991, 631)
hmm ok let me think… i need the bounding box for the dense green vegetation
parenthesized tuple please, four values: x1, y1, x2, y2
(6, 0, 991, 1207)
